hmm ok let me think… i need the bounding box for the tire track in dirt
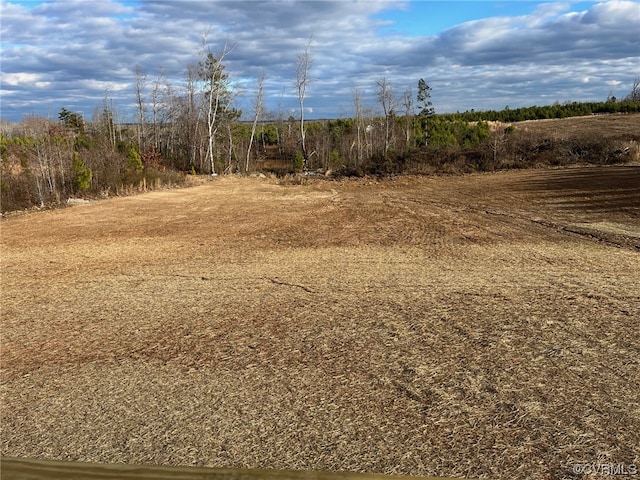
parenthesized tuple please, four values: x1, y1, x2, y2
(2, 168, 639, 480)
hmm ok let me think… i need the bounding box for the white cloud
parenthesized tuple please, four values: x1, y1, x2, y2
(77, 79, 129, 92)
(1, 72, 44, 86)
(0, 0, 638, 121)
(580, 0, 640, 26)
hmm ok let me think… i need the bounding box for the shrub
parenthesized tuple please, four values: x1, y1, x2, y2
(72, 152, 92, 192)
(329, 149, 342, 170)
(293, 150, 305, 172)
(126, 145, 144, 173)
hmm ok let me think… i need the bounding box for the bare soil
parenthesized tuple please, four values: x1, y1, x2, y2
(514, 113, 640, 141)
(2, 165, 639, 480)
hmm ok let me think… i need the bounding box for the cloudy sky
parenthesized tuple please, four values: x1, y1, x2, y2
(1, 0, 639, 123)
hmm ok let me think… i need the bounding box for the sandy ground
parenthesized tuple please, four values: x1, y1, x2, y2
(1, 166, 639, 480)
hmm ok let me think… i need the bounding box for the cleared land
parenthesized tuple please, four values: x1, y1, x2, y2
(514, 113, 640, 140)
(1, 165, 639, 480)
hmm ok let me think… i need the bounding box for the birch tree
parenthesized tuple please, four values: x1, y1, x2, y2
(352, 86, 365, 166)
(199, 39, 234, 175)
(376, 77, 395, 156)
(134, 64, 147, 151)
(184, 63, 199, 171)
(246, 72, 265, 173)
(149, 69, 166, 150)
(295, 37, 313, 166)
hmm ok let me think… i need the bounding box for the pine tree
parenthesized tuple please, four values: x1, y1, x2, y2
(72, 152, 92, 191)
(417, 79, 435, 117)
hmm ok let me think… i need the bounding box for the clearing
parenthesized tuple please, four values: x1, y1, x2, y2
(1, 165, 639, 479)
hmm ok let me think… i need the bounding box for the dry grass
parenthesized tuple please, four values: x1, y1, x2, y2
(2, 166, 639, 479)
(515, 113, 640, 141)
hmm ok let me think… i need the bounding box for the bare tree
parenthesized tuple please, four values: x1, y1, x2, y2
(376, 77, 395, 156)
(97, 89, 120, 149)
(490, 126, 508, 164)
(351, 86, 365, 166)
(184, 63, 199, 171)
(296, 37, 313, 166)
(199, 37, 235, 175)
(149, 69, 166, 150)
(246, 72, 265, 173)
(134, 64, 147, 151)
(626, 77, 640, 102)
(401, 86, 414, 147)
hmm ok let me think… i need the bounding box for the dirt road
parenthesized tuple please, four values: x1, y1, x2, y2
(2, 166, 639, 479)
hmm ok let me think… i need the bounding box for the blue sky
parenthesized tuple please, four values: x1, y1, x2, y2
(1, 1, 639, 122)
(373, 2, 585, 36)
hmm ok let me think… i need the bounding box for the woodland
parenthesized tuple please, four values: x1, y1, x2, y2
(1, 45, 639, 213)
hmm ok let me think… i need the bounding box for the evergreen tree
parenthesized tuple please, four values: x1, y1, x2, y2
(72, 152, 92, 191)
(417, 79, 435, 117)
(58, 107, 85, 134)
(126, 145, 144, 173)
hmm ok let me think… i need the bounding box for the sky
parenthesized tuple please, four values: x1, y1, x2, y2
(1, 0, 639, 123)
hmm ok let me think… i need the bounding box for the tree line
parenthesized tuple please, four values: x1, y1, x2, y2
(1, 37, 639, 213)
(442, 99, 640, 124)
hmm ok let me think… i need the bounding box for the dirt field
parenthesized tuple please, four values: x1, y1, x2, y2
(514, 113, 640, 141)
(2, 165, 639, 479)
